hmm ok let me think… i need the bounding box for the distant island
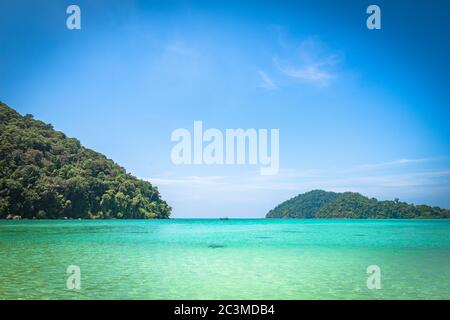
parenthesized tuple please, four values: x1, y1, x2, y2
(0, 102, 171, 219)
(266, 190, 450, 219)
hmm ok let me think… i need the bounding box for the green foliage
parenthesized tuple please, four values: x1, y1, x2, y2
(266, 190, 450, 219)
(0, 102, 171, 219)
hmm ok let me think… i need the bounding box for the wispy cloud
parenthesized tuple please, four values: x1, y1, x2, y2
(146, 176, 224, 186)
(277, 64, 336, 83)
(274, 38, 341, 86)
(164, 41, 199, 58)
(148, 158, 450, 194)
(146, 158, 450, 217)
(258, 71, 278, 90)
(345, 157, 434, 172)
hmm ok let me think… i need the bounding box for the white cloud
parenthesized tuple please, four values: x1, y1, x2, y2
(145, 176, 224, 186)
(258, 71, 278, 90)
(147, 166, 450, 193)
(360, 158, 430, 167)
(274, 38, 341, 86)
(346, 157, 435, 172)
(147, 158, 450, 194)
(164, 41, 199, 58)
(278, 64, 335, 83)
(145, 157, 450, 217)
(149, 168, 450, 217)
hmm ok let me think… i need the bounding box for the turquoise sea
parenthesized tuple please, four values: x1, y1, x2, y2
(0, 219, 449, 299)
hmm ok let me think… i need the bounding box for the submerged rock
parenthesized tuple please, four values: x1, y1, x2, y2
(208, 244, 226, 249)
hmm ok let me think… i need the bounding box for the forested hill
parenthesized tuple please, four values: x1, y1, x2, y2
(0, 102, 171, 219)
(266, 190, 450, 219)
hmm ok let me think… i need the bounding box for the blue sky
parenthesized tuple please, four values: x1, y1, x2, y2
(1, 0, 449, 217)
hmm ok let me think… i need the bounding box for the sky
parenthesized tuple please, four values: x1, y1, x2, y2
(1, 0, 449, 217)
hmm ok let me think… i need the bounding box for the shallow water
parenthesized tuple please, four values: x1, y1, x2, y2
(0, 219, 449, 299)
